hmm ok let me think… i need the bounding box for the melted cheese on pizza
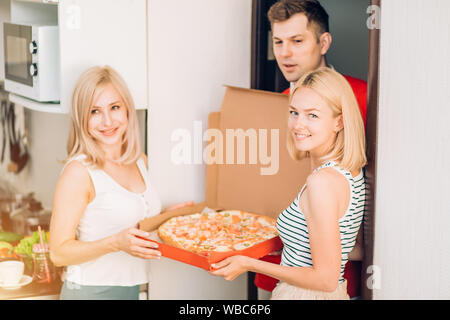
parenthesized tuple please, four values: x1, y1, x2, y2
(158, 210, 278, 254)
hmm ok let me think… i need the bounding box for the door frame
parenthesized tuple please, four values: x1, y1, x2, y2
(361, 0, 381, 301)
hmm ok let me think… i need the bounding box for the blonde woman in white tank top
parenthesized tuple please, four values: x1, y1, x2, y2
(211, 68, 367, 300)
(50, 66, 192, 300)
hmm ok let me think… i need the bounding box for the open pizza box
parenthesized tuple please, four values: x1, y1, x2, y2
(139, 86, 310, 271)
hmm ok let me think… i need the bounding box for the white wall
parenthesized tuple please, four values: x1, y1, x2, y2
(373, 0, 450, 299)
(146, 0, 252, 299)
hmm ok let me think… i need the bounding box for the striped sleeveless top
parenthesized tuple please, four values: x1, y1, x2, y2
(276, 161, 365, 284)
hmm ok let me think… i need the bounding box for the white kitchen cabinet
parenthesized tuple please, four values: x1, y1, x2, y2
(4, 0, 148, 113)
(58, 0, 147, 113)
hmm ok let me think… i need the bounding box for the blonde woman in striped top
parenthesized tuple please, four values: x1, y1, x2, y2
(211, 67, 366, 300)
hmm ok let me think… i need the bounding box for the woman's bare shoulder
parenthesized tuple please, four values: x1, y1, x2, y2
(62, 159, 89, 177)
(304, 168, 348, 217)
(307, 167, 347, 191)
(57, 160, 92, 193)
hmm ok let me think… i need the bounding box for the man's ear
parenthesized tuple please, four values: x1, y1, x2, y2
(320, 32, 332, 55)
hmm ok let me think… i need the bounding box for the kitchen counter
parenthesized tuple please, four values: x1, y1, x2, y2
(0, 277, 62, 300)
(1, 279, 150, 300)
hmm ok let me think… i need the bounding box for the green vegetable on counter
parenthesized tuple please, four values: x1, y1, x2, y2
(13, 231, 48, 257)
(0, 231, 24, 243)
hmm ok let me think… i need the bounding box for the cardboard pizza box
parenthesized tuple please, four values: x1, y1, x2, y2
(138, 202, 283, 271)
(139, 86, 310, 270)
(139, 206, 283, 271)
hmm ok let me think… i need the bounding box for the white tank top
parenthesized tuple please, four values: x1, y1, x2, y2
(63, 154, 162, 286)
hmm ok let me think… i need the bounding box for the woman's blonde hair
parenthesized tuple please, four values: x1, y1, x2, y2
(66, 65, 141, 168)
(287, 67, 367, 172)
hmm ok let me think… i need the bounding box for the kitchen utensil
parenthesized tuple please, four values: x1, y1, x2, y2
(7, 103, 29, 173)
(0, 100, 8, 163)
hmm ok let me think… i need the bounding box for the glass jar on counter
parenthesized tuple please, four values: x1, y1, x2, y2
(32, 243, 56, 283)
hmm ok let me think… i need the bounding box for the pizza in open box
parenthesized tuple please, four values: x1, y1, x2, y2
(158, 210, 278, 255)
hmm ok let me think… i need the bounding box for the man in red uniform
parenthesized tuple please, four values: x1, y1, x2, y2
(254, 0, 367, 298)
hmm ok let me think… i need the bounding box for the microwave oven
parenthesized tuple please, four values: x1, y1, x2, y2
(3, 22, 60, 102)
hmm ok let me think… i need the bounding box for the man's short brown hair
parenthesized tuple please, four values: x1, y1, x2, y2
(268, 0, 329, 41)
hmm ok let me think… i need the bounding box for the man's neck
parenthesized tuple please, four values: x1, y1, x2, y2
(289, 60, 332, 90)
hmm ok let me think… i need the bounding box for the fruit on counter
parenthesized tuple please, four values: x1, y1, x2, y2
(13, 230, 49, 257)
(0, 241, 13, 251)
(0, 231, 24, 243)
(0, 247, 21, 260)
(0, 241, 21, 260)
